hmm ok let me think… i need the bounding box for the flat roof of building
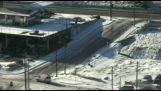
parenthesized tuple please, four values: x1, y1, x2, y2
(0, 26, 54, 37)
(0, 13, 94, 37)
(0, 19, 71, 37)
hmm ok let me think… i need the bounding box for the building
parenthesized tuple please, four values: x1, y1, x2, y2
(0, 2, 98, 58)
(0, 12, 97, 58)
(0, 1, 54, 27)
(0, 18, 71, 57)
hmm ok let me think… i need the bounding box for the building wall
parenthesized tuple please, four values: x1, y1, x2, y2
(0, 19, 95, 57)
(70, 19, 97, 39)
(0, 14, 26, 26)
(0, 28, 71, 57)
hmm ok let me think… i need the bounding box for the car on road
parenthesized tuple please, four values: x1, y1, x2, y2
(120, 85, 134, 90)
(142, 75, 153, 84)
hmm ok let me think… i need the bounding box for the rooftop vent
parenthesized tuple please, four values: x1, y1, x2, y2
(30, 30, 45, 36)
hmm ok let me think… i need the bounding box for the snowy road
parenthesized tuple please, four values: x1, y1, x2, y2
(0, 77, 97, 90)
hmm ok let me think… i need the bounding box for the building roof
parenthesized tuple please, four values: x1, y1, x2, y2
(0, 13, 93, 37)
(0, 1, 53, 17)
(0, 18, 72, 37)
(0, 25, 54, 37)
(0, 8, 37, 17)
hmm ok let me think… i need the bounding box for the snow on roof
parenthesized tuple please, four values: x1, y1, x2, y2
(0, 25, 54, 37)
(29, 18, 72, 32)
(0, 18, 72, 37)
(0, 13, 93, 37)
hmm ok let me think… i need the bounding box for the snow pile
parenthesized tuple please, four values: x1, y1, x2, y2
(50, 49, 161, 90)
(121, 21, 161, 60)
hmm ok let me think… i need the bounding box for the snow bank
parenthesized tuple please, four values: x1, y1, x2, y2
(121, 20, 161, 60)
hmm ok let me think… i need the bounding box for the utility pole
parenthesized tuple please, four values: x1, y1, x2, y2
(110, 1, 113, 21)
(143, 1, 149, 23)
(64, 18, 68, 75)
(111, 66, 113, 90)
(124, 75, 126, 84)
(27, 59, 30, 90)
(55, 49, 58, 77)
(136, 61, 139, 90)
(75, 68, 77, 84)
(146, 2, 148, 23)
(120, 76, 122, 89)
(133, 5, 135, 26)
(66, 19, 68, 28)
(64, 44, 67, 75)
(23, 59, 27, 90)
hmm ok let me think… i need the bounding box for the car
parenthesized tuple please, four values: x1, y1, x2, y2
(154, 74, 161, 85)
(139, 84, 157, 90)
(36, 74, 51, 84)
(142, 75, 153, 84)
(90, 15, 100, 19)
(120, 85, 134, 90)
(73, 17, 86, 22)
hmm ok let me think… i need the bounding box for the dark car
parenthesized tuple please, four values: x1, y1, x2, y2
(73, 17, 86, 22)
(154, 74, 161, 85)
(90, 15, 100, 19)
(120, 85, 134, 90)
(142, 75, 153, 84)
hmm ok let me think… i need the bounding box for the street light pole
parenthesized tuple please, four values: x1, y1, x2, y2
(23, 59, 27, 90)
(55, 49, 58, 77)
(111, 66, 113, 90)
(133, 5, 135, 26)
(136, 61, 139, 90)
(110, 1, 113, 21)
(120, 76, 122, 89)
(27, 59, 30, 90)
(64, 44, 67, 75)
